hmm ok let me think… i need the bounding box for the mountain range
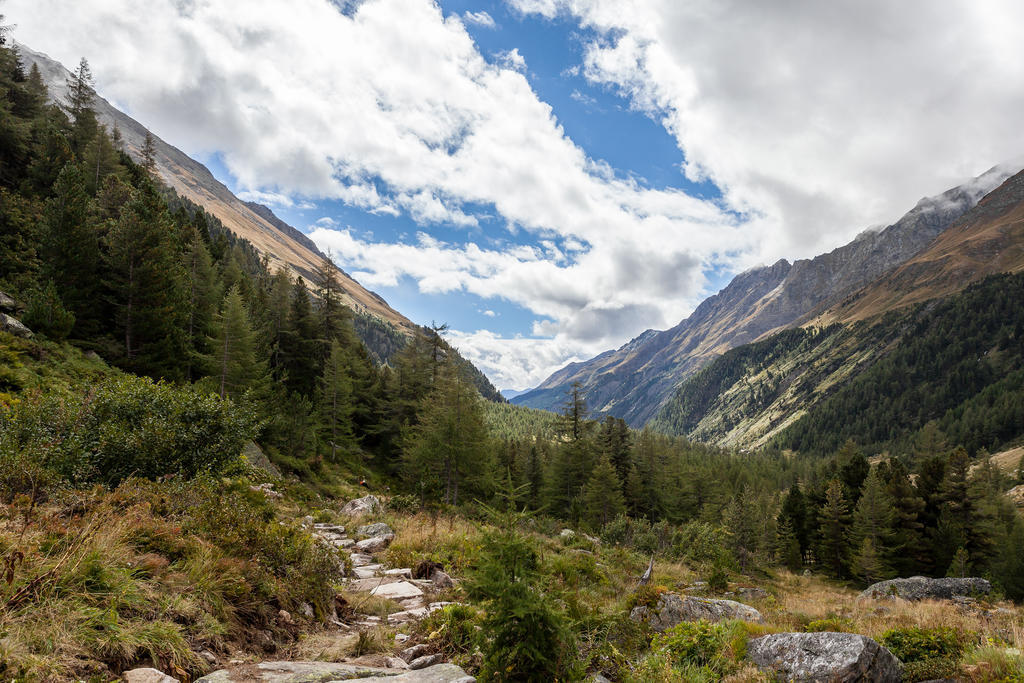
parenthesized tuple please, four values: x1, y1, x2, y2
(513, 164, 1020, 428)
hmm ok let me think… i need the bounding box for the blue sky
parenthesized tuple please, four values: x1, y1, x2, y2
(11, 0, 1024, 390)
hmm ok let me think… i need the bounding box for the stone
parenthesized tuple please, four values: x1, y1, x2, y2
(195, 661, 392, 681)
(401, 643, 433, 662)
(199, 650, 218, 665)
(242, 440, 282, 478)
(409, 654, 443, 670)
(354, 663, 476, 682)
(341, 495, 383, 516)
(747, 632, 903, 682)
(314, 523, 346, 533)
(354, 566, 382, 579)
(372, 581, 424, 600)
(385, 568, 413, 578)
(300, 602, 315, 618)
(124, 669, 179, 683)
(859, 576, 992, 601)
(0, 291, 18, 313)
(0, 312, 33, 338)
(277, 609, 293, 624)
(429, 569, 454, 591)
(349, 553, 374, 567)
(559, 528, 575, 540)
(356, 534, 395, 553)
(387, 656, 410, 669)
(736, 586, 769, 600)
(357, 522, 395, 537)
(629, 593, 764, 631)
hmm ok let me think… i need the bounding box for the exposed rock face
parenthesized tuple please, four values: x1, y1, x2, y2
(357, 522, 395, 537)
(629, 593, 764, 631)
(513, 166, 1015, 427)
(859, 576, 992, 601)
(747, 632, 903, 682)
(341, 495, 383, 516)
(124, 669, 179, 683)
(0, 312, 33, 338)
(0, 291, 18, 313)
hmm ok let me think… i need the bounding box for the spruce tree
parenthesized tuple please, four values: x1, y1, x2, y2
(319, 338, 355, 462)
(849, 469, 896, 582)
(817, 478, 851, 578)
(206, 284, 265, 399)
(281, 277, 320, 396)
(724, 486, 761, 572)
(581, 456, 625, 531)
(776, 517, 802, 571)
(883, 459, 927, 576)
(779, 483, 810, 561)
(63, 57, 97, 155)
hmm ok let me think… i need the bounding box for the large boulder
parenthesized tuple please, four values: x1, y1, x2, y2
(124, 669, 179, 683)
(358, 664, 476, 682)
(196, 661, 393, 681)
(629, 593, 764, 631)
(747, 632, 903, 682)
(356, 534, 395, 553)
(859, 576, 991, 601)
(341, 495, 383, 516)
(0, 291, 18, 313)
(0, 312, 33, 338)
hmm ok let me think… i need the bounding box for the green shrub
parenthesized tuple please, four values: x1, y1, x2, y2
(21, 280, 75, 340)
(653, 620, 728, 668)
(902, 657, 961, 683)
(0, 376, 257, 487)
(880, 626, 965, 663)
(804, 616, 852, 633)
(388, 493, 419, 513)
(416, 603, 481, 658)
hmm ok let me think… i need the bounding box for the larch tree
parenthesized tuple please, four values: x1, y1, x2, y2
(319, 338, 356, 462)
(817, 478, 851, 578)
(206, 284, 264, 399)
(581, 455, 625, 531)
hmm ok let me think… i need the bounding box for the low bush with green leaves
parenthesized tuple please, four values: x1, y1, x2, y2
(880, 626, 965, 663)
(649, 619, 750, 679)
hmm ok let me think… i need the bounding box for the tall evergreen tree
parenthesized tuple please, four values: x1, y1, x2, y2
(205, 284, 265, 399)
(849, 469, 896, 582)
(319, 338, 356, 462)
(817, 478, 851, 578)
(62, 57, 97, 155)
(581, 455, 625, 531)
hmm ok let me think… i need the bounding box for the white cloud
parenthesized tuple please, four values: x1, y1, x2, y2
(463, 10, 496, 28)
(497, 48, 527, 72)
(482, 309, 497, 317)
(508, 0, 1024, 260)
(236, 189, 315, 210)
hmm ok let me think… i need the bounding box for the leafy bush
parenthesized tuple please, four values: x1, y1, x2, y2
(652, 620, 728, 668)
(880, 626, 965, 663)
(903, 657, 961, 683)
(388, 493, 420, 513)
(0, 376, 257, 488)
(415, 603, 481, 659)
(804, 616, 852, 633)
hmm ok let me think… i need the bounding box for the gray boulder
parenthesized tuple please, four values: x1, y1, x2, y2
(356, 533, 395, 553)
(357, 522, 395, 537)
(0, 291, 18, 313)
(357, 664, 476, 682)
(859, 576, 991, 601)
(748, 632, 903, 682)
(341, 495, 383, 516)
(124, 669, 179, 683)
(629, 593, 764, 631)
(196, 661, 392, 681)
(0, 312, 33, 338)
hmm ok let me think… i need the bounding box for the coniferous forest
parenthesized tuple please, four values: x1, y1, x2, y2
(2, 19, 1024, 683)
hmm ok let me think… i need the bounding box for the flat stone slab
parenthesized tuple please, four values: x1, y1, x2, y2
(384, 568, 412, 578)
(355, 663, 476, 682)
(354, 566, 383, 579)
(195, 661, 394, 681)
(630, 593, 764, 631)
(350, 553, 375, 567)
(347, 576, 405, 593)
(372, 581, 424, 600)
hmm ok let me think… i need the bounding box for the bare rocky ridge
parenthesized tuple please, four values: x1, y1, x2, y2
(514, 166, 1016, 426)
(16, 43, 416, 337)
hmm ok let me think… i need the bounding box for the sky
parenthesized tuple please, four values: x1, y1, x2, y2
(8, 0, 1024, 391)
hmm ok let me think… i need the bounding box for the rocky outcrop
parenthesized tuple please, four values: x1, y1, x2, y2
(747, 632, 903, 682)
(629, 593, 764, 631)
(357, 522, 394, 537)
(0, 312, 33, 338)
(196, 661, 476, 682)
(356, 534, 395, 553)
(341, 495, 383, 516)
(0, 291, 18, 313)
(859, 576, 991, 601)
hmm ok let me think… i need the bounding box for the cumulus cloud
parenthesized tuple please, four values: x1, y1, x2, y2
(509, 0, 1024, 260)
(236, 189, 316, 210)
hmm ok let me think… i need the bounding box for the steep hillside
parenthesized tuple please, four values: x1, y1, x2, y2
(814, 168, 1024, 324)
(17, 43, 415, 336)
(515, 167, 1012, 424)
(652, 271, 1024, 455)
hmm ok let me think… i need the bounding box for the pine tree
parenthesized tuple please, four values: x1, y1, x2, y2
(63, 57, 97, 155)
(849, 469, 896, 582)
(206, 285, 265, 399)
(724, 486, 761, 572)
(141, 131, 157, 176)
(182, 226, 220, 380)
(776, 517, 802, 571)
(882, 459, 927, 576)
(838, 439, 869, 503)
(281, 277, 320, 396)
(817, 478, 851, 578)
(581, 456, 625, 531)
(779, 483, 810, 561)
(319, 338, 355, 462)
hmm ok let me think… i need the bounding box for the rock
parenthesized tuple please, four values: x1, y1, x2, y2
(314, 523, 346, 533)
(0, 291, 18, 313)
(559, 528, 575, 540)
(401, 643, 433, 662)
(859, 576, 992, 601)
(242, 440, 283, 478)
(199, 650, 218, 665)
(590, 675, 612, 683)
(430, 569, 454, 591)
(124, 669, 179, 683)
(372, 581, 424, 600)
(1007, 484, 1024, 508)
(341, 495, 383, 516)
(251, 482, 282, 499)
(413, 560, 444, 579)
(736, 586, 769, 600)
(302, 516, 315, 527)
(356, 663, 476, 682)
(409, 654, 443, 670)
(385, 568, 413, 578)
(300, 602, 315, 618)
(0, 312, 32, 338)
(630, 593, 764, 631)
(349, 553, 374, 567)
(277, 609, 293, 624)
(387, 656, 410, 669)
(196, 661, 393, 681)
(356, 534, 395, 553)
(747, 632, 903, 682)
(357, 522, 395, 537)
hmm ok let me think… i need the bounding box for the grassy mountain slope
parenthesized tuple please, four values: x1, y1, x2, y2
(514, 167, 1011, 425)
